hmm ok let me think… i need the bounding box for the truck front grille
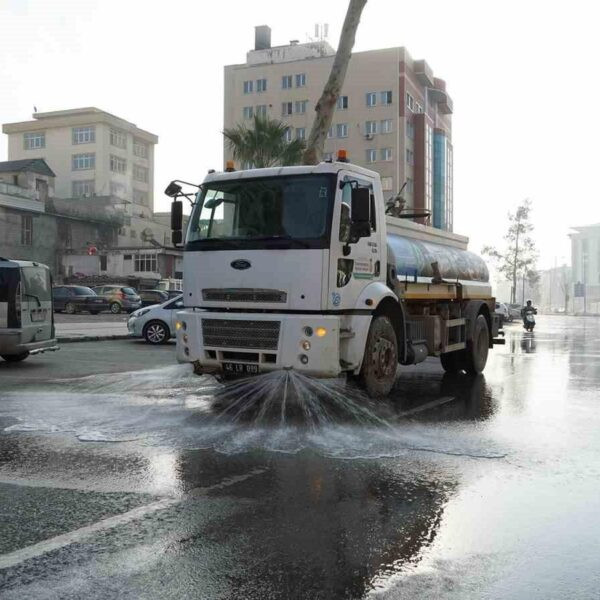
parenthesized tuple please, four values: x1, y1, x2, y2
(201, 319, 280, 350)
(202, 288, 287, 303)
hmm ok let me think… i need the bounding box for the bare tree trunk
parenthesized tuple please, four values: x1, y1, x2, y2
(511, 220, 520, 305)
(302, 0, 368, 165)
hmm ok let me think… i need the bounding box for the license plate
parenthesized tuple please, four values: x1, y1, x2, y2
(222, 362, 260, 376)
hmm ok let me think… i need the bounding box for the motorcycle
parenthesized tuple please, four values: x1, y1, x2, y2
(523, 313, 536, 332)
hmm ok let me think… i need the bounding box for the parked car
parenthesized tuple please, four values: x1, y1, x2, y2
(507, 303, 522, 322)
(92, 285, 142, 314)
(495, 302, 509, 325)
(52, 285, 110, 314)
(166, 289, 183, 299)
(139, 289, 169, 307)
(127, 294, 184, 344)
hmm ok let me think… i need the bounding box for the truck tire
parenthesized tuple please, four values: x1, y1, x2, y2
(359, 315, 398, 397)
(465, 314, 490, 374)
(440, 350, 465, 374)
(1, 351, 30, 362)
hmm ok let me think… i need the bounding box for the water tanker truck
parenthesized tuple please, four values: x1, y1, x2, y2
(167, 156, 502, 397)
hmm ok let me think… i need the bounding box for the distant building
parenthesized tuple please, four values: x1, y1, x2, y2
(2, 109, 183, 285)
(3, 107, 157, 218)
(570, 224, 600, 313)
(0, 159, 182, 285)
(224, 26, 454, 230)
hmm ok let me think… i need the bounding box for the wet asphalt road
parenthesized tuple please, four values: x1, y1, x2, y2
(1, 317, 599, 599)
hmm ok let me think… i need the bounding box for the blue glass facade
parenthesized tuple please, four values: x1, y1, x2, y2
(433, 132, 447, 230)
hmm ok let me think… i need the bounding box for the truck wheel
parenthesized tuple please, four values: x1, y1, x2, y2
(465, 314, 490, 374)
(65, 302, 76, 315)
(359, 315, 398, 397)
(440, 350, 465, 374)
(1, 351, 30, 362)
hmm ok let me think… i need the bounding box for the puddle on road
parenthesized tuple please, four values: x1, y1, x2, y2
(1, 365, 506, 461)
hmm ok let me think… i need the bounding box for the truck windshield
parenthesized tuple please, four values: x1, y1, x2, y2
(186, 174, 335, 250)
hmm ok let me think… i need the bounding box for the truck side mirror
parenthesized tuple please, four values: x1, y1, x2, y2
(171, 200, 183, 247)
(349, 187, 371, 242)
(351, 187, 370, 223)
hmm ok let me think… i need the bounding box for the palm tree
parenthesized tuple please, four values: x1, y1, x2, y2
(223, 115, 305, 168)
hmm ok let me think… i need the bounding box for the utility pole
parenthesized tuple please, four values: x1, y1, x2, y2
(521, 271, 526, 305)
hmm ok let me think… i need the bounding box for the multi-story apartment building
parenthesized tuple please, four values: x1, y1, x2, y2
(2, 107, 157, 218)
(570, 223, 600, 313)
(224, 26, 454, 230)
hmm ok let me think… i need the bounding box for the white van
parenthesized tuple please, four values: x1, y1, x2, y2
(0, 258, 58, 362)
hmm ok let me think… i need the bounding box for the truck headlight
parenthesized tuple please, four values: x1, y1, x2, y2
(315, 327, 327, 337)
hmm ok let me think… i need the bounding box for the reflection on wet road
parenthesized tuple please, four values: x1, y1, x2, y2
(1, 316, 599, 599)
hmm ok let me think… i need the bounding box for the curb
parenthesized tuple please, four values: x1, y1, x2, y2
(57, 334, 132, 344)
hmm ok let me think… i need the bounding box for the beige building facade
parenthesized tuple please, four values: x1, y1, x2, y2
(224, 27, 454, 230)
(3, 107, 157, 218)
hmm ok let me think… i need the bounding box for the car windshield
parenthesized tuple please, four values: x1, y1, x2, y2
(122, 287, 137, 295)
(72, 287, 95, 295)
(186, 174, 335, 250)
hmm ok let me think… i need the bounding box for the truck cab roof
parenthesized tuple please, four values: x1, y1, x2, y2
(0, 258, 50, 270)
(203, 161, 380, 185)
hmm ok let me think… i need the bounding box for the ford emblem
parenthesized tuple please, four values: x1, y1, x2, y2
(231, 259, 251, 270)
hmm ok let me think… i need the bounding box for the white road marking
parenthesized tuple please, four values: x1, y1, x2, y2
(0, 467, 267, 571)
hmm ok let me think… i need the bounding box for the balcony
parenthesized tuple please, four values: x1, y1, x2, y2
(413, 60, 434, 87)
(0, 182, 45, 212)
(427, 79, 453, 115)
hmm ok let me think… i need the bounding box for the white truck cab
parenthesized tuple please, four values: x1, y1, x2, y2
(0, 258, 58, 362)
(168, 159, 500, 396)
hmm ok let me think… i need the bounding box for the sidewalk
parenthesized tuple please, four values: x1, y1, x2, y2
(55, 321, 130, 343)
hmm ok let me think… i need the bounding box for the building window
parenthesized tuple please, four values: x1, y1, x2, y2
(110, 128, 127, 149)
(327, 126, 334, 139)
(282, 102, 293, 117)
(406, 92, 414, 112)
(405, 148, 413, 165)
(133, 189, 148, 206)
(110, 155, 127, 174)
(100, 255, 107, 271)
(133, 164, 148, 183)
(282, 75, 292, 89)
(415, 102, 423, 113)
(381, 148, 393, 161)
(381, 176, 393, 191)
(295, 73, 306, 87)
(72, 153, 95, 170)
(133, 138, 148, 158)
(21, 215, 32, 245)
(295, 127, 306, 140)
(130, 229, 137, 238)
(243, 106, 254, 119)
(366, 92, 377, 107)
(381, 90, 392, 105)
(256, 104, 267, 117)
(381, 119, 393, 134)
(72, 180, 95, 197)
(256, 78, 267, 92)
(337, 95, 348, 110)
(243, 80, 253, 94)
(365, 120, 378, 135)
(284, 127, 292, 142)
(72, 126, 95, 145)
(135, 253, 157, 272)
(23, 132, 45, 150)
(407, 177, 414, 193)
(336, 123, 348, 138)
(323, 152, 333, 161)
(295, 100, 308, 114)
(407, 120, 414, 139)
(365, 149, 377, 163)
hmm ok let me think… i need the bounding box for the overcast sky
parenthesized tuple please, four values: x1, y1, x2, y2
(2, 0, 599, 271)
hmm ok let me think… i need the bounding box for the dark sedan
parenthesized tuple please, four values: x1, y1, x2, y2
(139, 289, 169, 307)
(52, 286, 110, 315)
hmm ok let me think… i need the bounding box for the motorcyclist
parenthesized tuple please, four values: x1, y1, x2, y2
(521, 300, 537, 325)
